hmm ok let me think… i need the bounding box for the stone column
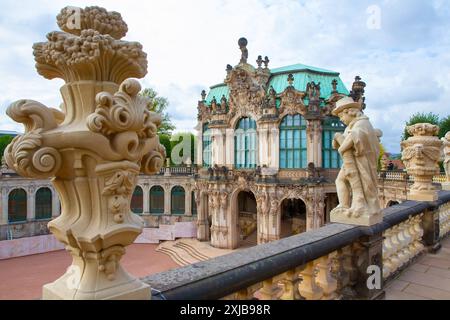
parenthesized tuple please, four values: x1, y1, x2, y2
(196, 190, 209, 241)
(185, 186, 192, 216)
(257, 125, 269, 167)
(270, 127, 279, 170)
(306, 120, 322, 167)
(195, 122, 203, 167)
(353, 235, 385, 300)
(1, 188, 8, 225)
(225, 128, 234, 168)
(27, 188, 35, 221)
(51, 190, 60, 218)
(401, 123, 442, 201)
(142, 184, 150, 215)
(164, 184, 171, 215)
(4, 6, 165, 300)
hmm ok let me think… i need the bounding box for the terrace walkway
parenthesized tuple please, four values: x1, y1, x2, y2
(385, 237, 450, 300)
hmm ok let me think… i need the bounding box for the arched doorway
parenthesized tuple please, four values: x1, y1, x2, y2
(280, 198, 306, 238)
(386, 200, 400, 208)
(171, 186, 185, 215)
(35, 187, 52, 220)
(237, 191, 257, 246)
(149, 185, 164, 214)
(131, 186, 143, 214)
(8, 188, 27, 223)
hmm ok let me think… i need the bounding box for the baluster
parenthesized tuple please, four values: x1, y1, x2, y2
(279, 269, 302, 300)
(412, 214, 425, 254)
(315, 253, 338, 300)
(382, 229, 394, 279)
(298, 262, 323, 300)
(259, 278, 276, 300)
(331, 248, 350, 297)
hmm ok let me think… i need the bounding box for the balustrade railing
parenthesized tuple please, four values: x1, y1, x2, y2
(156, 165, 197, 176)
(378, 170, 445, 184)
(143, 191, 450, 300)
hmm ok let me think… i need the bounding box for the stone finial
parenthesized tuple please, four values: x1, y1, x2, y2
(331, 79, 338, 93)
(442, 131, 450, 190)
(401, 123, 442, 200)
(201, 90, 206, 101)
(33, 6, 147, 83)
(263, 56, 270, 68)
(287, 73, 294, 86)
(256, 55, 263, 68)
(349, 76, 366, 109)
(5, 6, 164, 300)
(238, 37, 248, 64)
(330, 96, 383, 226)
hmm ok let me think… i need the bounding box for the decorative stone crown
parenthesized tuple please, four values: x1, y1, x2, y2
(406, 123, 439, 137)
(33, 6, 147, 83)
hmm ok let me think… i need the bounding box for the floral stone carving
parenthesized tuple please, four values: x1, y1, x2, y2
(4, 6, 165, 300)
(330, 97, 383, 226)
(401, 123, 442, 200)
(443, 132, 450, 190)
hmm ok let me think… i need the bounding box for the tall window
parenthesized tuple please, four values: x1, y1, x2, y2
(202, 123, 212, 167)
(322, 116, 345, 169)
(191, 191, 197, 215)
(279, 114, 307, 169)
(234, 117, 257, 169)
(150, 186, 164, 214)
(171, 186, 185, 215)
(8, 188, 27, 223)
(131, 186, 143, 214)
(35, 187, 52, 220)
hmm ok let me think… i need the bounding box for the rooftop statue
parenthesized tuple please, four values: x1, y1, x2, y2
(330, 96, 383, 226)
(4, 6, 165, 299)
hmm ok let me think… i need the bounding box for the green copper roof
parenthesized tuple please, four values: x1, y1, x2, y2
(270, 63, 338, 75)
(205, 63, 348, 104)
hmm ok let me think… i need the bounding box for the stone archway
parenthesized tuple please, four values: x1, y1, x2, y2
(280, 198, 307, 238)
(236, 190, 257, 247)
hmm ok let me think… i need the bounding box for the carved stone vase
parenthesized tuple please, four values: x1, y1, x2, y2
(4, 6, 165, 299)
(401, 123, 442, 201)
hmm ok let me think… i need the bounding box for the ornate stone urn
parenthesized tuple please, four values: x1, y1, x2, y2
(4, 6, 165, 299)
(401, 123, 442, 201)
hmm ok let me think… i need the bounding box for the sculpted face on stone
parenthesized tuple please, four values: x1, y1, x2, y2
(4, 6, 165, 300)
(330, 97, 383, 226)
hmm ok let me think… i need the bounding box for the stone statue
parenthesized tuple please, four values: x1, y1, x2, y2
(330, 96, 382, 226)
(4, 6, 165, 300)
(401, 123, 443, 199)
(443, 132, 450, 190)
(238, 37, 248, 64)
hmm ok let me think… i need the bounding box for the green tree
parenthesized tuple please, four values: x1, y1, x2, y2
(140, 88, 175, 135)
(439, 115, 450, 138)
(170, 132, 196, 166)
(402, 112, 440, 140)
(378, 143, 385, 170)
(0, 135, 14, 160)
(158, 133, 172, 165)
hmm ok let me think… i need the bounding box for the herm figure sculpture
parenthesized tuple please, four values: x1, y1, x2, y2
(330, 96, 383, 226)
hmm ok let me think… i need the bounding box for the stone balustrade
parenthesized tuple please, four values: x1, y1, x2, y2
(143, 191, 450, 300)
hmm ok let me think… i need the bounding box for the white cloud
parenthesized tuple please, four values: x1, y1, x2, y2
(0, 0, 449, 152)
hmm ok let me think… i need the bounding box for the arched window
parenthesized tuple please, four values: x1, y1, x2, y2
(234, 117, 257, 169)
(150, 186, 164, 214)
(35, 187, 52, 220)
(202, 123, 212, 167)
(171, 186, 185, 215)
(279, 114, 307, 169)
(191, 191, 197, 215)
(131, 186, 143, 214)
(8, 188, 27, 223)
(322, 116, 345, 169)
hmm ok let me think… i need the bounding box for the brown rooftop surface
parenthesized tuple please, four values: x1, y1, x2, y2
(0, 243, 178, 300)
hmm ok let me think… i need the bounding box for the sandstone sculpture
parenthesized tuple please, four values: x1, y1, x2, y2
(330, 96, 382, 226)
(4, 6, 165, 299)
(442, 132, 450, 190)
(401, 123, 442, 200)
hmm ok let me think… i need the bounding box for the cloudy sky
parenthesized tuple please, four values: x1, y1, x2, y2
(0, 0, 449, 152)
